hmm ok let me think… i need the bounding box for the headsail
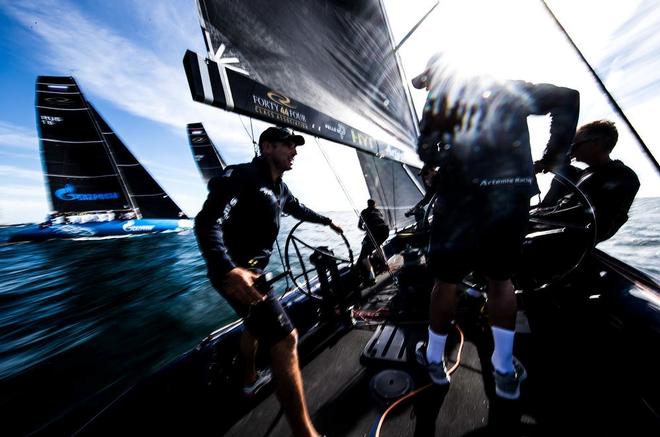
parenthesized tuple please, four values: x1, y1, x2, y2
(186, 122, 227, 184)
(90, 105, 188, 219)
(36, 76, 133, 215)
(184, 0, 420, 165)
(35, 76, 187, 219)
(356, 150, 423, 229)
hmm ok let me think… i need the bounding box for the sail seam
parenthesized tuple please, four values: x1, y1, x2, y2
(46, 173, 119, 178)
(36, 106, 87, 111)
(130, 193, 167, 197)
(36, 90, 80, 95)
(41, 139, 103, 143)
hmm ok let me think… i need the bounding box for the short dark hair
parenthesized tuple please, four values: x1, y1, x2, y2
(367, 199, 376, 207)
(577, 120, 618, 153)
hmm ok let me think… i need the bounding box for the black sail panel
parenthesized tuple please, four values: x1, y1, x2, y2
(188, 0, 419, 163)
(35, 76, 131, 214)
(356, 150, 422, 230)
(89, 105, 188, 219)
(187, 122, 227, 185)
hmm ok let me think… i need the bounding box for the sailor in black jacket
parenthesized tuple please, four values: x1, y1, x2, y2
(537, 119, 640, 243)
(411, 53, 580, 400)
(196, 152, 337, 278)
(195, 126, 341, 437)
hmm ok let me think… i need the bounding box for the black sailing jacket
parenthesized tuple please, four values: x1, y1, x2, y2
(195, 156, 331, 277)
(418, 79, 580, 196)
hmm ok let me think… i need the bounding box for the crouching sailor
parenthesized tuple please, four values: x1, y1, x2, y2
(195, 126, 342, 437)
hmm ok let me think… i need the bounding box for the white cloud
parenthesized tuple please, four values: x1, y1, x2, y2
(0, 182, 48, 224)
(0, 165, 43, 181)
(0, 120, 39, 150)
(0, 184, 46, 198)
(4, 0, 248, 149)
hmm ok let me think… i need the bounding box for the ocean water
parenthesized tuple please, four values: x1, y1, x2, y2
(0, 210, 370, 435)
(1, 201, 658, 435)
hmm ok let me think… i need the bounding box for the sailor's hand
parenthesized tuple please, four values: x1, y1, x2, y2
(404, 208, 415, 217)
(329, 221, 343, 234)
(222, 267, 265, 306)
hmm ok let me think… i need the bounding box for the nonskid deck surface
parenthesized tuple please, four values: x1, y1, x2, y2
(221, 273, 658, 437)
(62, 259, 658, 437)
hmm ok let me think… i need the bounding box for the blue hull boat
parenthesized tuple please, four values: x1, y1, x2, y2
(8, 219, 193, 242)
(10, 76, 191, 243)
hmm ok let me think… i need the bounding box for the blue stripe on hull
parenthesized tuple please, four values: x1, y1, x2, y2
(8, 219, 193, 242)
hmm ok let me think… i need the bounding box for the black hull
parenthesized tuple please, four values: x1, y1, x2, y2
(35, 244, 660, 436)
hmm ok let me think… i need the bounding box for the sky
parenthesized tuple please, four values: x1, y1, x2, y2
(0, 0, 658, 224)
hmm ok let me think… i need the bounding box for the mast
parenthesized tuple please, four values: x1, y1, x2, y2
(541, 0, 660, 174)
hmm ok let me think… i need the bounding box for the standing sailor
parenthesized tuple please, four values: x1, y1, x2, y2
(357, 199, 390, 285)
(412, 53, 580, 399)
(195, 126, 342, 437)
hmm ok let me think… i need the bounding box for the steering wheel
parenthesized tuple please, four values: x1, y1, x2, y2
(515, 172, 597, 290)
(284, 221, 354, 297)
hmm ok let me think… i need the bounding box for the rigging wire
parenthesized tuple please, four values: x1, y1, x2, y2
(274, 239, 291, 291)
(540, 0, 659, 174)
(313, 138, 396, 284)
(237, 114, 259, 156)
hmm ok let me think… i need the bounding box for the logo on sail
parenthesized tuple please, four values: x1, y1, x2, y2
(266, 92, 296, 109)
(44, 96, 73, 104)
(55, 184, 121, 201)
(324, 122, 346, 140)
(40, 115, 63, 126)
(350, 129, 377, 152)
(122, 220, 155, 232)
(192, 136, 207, 144)
(252, 91, 308, 129)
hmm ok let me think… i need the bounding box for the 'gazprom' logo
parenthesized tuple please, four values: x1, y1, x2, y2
(122, 220, 155, 232)
(55, 184, 121, 201)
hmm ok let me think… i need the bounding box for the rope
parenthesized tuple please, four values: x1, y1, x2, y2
(369, 324, 465, 437)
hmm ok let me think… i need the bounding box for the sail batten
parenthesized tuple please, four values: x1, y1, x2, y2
(184, 1, 426, 220)
(36, 76, 132, 214)
(185, 0, 424, 165)
(35, 76, 187, 219)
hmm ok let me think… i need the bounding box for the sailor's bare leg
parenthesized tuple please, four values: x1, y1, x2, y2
(429, 279, 458, 335)
(240, 330, 258, 385)
(485, 278, 516, 330)
(361, 257, 375, 281)
(269, 329, 319, 437)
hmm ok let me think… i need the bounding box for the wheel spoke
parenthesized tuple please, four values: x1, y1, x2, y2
(291, 238, 312, 294)
(285, 220, 354, 296)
